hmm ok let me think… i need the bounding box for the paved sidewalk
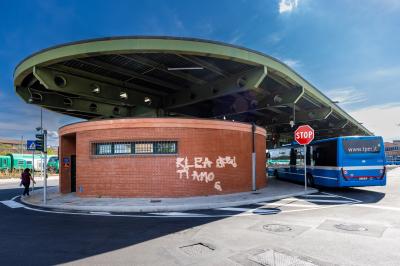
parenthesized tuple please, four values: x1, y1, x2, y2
(21, 178, 317, 212)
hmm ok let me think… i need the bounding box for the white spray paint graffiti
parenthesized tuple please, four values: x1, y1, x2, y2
(176, 156, 237, 191)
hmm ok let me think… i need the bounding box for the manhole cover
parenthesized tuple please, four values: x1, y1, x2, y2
(248, 249, 318, 266)
(335, 223, 368, 232)
(263, 224, 292, 232)
(179, 243, 214, 256)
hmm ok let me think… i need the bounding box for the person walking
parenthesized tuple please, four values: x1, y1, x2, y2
(21, 168, 35, 197)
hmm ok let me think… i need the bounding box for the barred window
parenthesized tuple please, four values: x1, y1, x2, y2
(97, 144, 112, 155)
(154, 142, 177, 154)
(93, 141, 177, 156)
(135, 143, 153, 154)
(114, 143, 132, 154)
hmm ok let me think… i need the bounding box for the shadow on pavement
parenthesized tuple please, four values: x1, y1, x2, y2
(320, 186, 386, 204)
(0, 187, 224, 266)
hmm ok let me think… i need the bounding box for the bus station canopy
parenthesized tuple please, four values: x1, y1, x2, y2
(14, 36, 371, 142)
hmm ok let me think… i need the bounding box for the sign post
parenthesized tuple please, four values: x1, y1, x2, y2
(35, 131, 47, 204)
(27, 140, 36, 192)
(43, 130, 47, 204)
(294, 125, 315, 190)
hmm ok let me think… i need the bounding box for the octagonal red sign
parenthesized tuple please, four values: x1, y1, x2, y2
(294, 125, 315, 145)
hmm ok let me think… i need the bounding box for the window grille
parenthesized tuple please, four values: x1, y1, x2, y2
(114, 143, 132, 154)
(97, 144, 112, 155)
(93, 141, 177, 156)
(135, 143, 153, 154)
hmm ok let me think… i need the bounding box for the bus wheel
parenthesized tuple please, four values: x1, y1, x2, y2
(274, 170, 280, 179)
(307, 174, 315, 187)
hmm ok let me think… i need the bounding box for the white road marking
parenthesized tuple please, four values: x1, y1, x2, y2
(279, 198, 355, 204)
(149, 212, 205, 216)
(216, 207, 254, 212)
(89, 211, 111, 215)
(352, 204, 400, 212)
(321, 192, 363, 203)
(301, 194, 340, 198)
(10, 191, 364, 218)
(216, 207, 278, 214)
(11, 195, 20, 201)
(1, 200, 25, 208)
(258, 203, 320, 208)
(19, 201, 352, 218)
(301, 199, 355, 203)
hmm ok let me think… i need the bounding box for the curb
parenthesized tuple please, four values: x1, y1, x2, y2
(21, 188, 318, 213)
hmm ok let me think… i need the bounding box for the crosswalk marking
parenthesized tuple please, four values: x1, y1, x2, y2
(1, 200, 25, 208)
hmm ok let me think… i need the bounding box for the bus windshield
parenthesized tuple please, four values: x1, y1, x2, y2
(342, 138, 381, 154)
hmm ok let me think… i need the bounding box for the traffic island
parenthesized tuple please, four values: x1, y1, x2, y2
(20, 178, 317, 213)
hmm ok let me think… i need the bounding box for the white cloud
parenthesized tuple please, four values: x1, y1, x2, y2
(283, 59, 301, 69)
(350, 103, 400, 141)
(229, 32, 243, 44)
(279, 0, 299, 13)
(325, 87, 367, 106)
(47, 131, 59, 139)
(371, 66, 400, 79)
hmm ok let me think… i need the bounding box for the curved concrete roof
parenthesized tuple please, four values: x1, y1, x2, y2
(14, 36, 371, 141)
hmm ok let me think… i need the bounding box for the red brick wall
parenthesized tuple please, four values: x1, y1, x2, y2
(59, 118, 267, 198)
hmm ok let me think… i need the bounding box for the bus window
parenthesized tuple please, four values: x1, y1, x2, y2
(296, 148, 304, 166)
(269, 148, 290, 166)
(342, 138, 381, 154)
(306, 146, 311, 166)
(313, 140, 337, 166)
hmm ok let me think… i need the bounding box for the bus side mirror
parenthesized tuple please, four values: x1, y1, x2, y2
(267, 152, 271, 159)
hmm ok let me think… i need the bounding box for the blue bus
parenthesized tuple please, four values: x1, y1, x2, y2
(267, 136, 386, 187)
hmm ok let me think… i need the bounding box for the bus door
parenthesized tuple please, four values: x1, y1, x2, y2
(289, 148, 297, 178)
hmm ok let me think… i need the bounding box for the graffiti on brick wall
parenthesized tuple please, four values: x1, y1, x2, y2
(176, 156, 237, 191)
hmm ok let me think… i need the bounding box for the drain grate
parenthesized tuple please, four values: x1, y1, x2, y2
(248, 249, 318, 266)
(150, 199, 162, 203)
(335, 223, 368, 232)
(263, 224, 292, 232)
(179, 243, 215, 256)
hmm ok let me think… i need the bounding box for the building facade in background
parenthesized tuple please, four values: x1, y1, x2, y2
(385, 140, 400, 165)
(0, 139, 26, 155)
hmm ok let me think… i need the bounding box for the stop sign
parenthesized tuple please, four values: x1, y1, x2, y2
(294, 125, 315, 145)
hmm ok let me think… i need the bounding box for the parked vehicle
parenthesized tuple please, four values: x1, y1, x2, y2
(0, 155, 12, 172)
(0, 153, 58, 173)
(267, 136, 386, 187)
(5, 154, 33, 171)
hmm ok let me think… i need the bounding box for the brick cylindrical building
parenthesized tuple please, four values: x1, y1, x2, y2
(59, 118, 266, 198)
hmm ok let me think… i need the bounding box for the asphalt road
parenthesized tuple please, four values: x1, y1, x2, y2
(1, 169, 400, 266)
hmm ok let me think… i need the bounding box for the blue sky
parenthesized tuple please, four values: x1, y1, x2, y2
(1, 0, 400, 144)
